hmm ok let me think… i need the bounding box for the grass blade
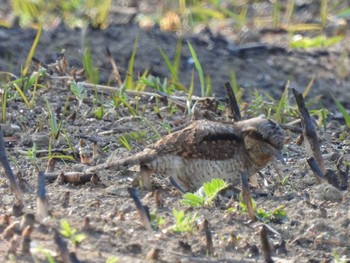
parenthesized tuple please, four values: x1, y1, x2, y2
(13, 83, 30, 108)
(1, 86, 8, 123)
(333, 96, 350, 128)
(22, 26, 42, 76)
(126, 34, 139, 90)
(187, 41, 205, 97)
(83, 47, 99, 84)
(159, 47, 178, 82)
(173, 39, 182, 80)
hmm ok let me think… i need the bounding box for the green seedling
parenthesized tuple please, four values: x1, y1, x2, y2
(83, 47, 99, 84)
(105, 256, 120, 263)
(11, 69, 46, 109)
(27, 143, 39, 168)
(333, 96, 350, 128)
(23, 26, 42, 76)
(31, 247, 57, 263)
(94, 105, 104, 120)
(1, 85, 8, 123)
(290, 35, 343, 49)
(320, 0, 328, 27)
(230, 70, 244, 104)
(59, 219, 86, 247)
(12, 0, 112, 28)
(337, 7, 350, 18)
(255, 205, 287, 223)
(168, 209, 197, 233)
(46, 99, 60, 140)
(237, 194, 287, 223)
(186, 70, 196, 118)
(118, 135, 132, 151)
(86, 0, 112, 28)
(187, 41, 206, 97)
(117, 130, 153, 151)
(274, 82, 290, 124)
(70, 81, 88, 108)
(150, 213, 165, 230)
(159, 39, 182, 83)
(125, 35, 139, 90)
(139, 76, 170, 94)
(181, 179, 229, 207)
(111, 92, 139, 116)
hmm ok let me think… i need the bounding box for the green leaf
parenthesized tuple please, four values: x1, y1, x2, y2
(333, 96, 350, 128)
(95, 106, 104, 120)
(126, 34, 139, 90)
(336, 8, 350, 18)
(22, 26, 42, 76)
(73, 233, 87, 244)
(187, 41, 205, 97)
(181, 193, 205, 207)
(60, 219, 75, 237)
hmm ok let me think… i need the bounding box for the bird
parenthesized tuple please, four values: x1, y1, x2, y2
(85, 117, 285, 192)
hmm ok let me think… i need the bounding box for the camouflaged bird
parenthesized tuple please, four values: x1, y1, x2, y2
(85, 117, 285, 191)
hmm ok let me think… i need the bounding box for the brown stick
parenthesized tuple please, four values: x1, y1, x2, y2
(0, 125, 23, 203)
(54, 229, 81, 263)
(127, 187, 152, 231)
(37, 171, 49, 221)
(260, 225, 274, 263)
(241, 171, 255, 221)
(292, 88, 326, 173)
(224, 81, 241, 121)
(45, 171, 95, 184)
(307, 157, 327, 184)
(200, 219, 214, 255)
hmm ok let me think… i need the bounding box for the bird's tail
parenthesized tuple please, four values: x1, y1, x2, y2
(84, 148, 158, 174)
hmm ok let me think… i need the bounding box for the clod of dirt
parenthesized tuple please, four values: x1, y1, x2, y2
(311, 183, 343, 202)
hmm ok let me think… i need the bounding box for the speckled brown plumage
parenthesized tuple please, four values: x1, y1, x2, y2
(85, 117, 285, 191)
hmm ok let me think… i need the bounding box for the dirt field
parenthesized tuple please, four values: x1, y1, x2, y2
(1, 1, 350, 262)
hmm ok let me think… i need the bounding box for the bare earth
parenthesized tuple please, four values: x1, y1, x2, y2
(1, 1, 350, 262)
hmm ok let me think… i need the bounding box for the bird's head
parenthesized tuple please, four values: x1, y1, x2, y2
(240, 117, 285, 166)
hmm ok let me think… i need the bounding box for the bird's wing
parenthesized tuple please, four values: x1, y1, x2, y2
(148, 120, 244, 160)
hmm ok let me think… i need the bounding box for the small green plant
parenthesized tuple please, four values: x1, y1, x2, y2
(83, 47, 100, 84)
(1, 85, 8, 123)
(11, 0, 112, 28)
(139, 76, 171, 94)
(181, 179, 229, 207)
(27, 143, 39, 168)
(11, 69, 46, 109)
(333, 96, 350, 128)
(255, 205, 287, 223)
(70, 81, 88, 108)
(31, 247, 57, 263)
(168, 209, 197, 233)
(46, 99, 60, 140)
(159, 39, 182, 83)
(150, 213, 165, 230)
(237, 194, 287, 222)
(320, 0, 328, 27)
(118, 135, 132, 151)
(94, 105, 104, 120)
(125, 35, 139, 90)
(290, 35, 343, 49)
(187, 41, 207, 97)
(59, 219, 86, 247)
(105, 256, 120, 263)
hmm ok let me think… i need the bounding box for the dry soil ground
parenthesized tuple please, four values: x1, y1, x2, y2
(1, 1, 350, 262)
